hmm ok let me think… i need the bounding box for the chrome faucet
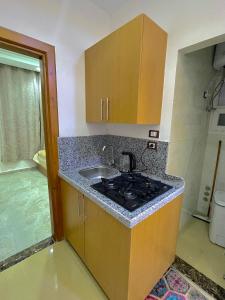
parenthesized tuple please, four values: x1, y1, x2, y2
(102, 145, 115, 167)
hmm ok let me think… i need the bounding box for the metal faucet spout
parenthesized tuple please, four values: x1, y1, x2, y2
(102, 145, 115, 167)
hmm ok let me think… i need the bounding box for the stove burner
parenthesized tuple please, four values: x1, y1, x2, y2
(121, 190, 137, 200)
(141, 181, 152, 188)
(101, 178, 117, 189)
(91, 173, 173, 212)
(121, 172, 141, 181)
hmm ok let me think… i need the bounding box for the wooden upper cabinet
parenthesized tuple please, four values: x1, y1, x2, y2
(85, 32, 117, 122)
(85, 14, 167, 124)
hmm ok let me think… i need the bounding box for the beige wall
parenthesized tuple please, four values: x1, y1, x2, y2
(167, 47, 215, 228)
(1, 0, 225, 143)
(0, 0, 111, 137)
(106, 0, 225, 141)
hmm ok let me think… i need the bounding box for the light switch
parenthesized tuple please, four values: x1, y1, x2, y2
(149, 130, 159, 138)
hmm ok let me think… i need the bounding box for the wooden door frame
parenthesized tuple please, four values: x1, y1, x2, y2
(0, 26, 63, 241)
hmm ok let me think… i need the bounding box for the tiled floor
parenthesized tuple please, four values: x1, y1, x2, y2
(0, 160, 36, 174)
(176, 217, 225, 289)
(0, 241, 107, 300)
(0, 241, 213, 300)
(0, 169, 51, 261)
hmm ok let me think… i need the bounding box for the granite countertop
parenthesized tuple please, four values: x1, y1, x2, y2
(59, 165, 184, 228)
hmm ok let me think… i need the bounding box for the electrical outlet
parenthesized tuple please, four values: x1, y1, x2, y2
(147, 141, 157, 150)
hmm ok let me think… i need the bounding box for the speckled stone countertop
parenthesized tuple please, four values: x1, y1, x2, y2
(59, 165, 184, 228)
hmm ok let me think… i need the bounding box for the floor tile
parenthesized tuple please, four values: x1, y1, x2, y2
(1, 240, 214, 300)
(176, 217, 225, 289)
(0, 241, 107, 300)
(0, 169, 51, 261)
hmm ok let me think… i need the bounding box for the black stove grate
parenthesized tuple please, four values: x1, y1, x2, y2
(91, 173, 173, 212)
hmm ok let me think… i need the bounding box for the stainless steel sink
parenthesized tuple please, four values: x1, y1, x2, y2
(79, 166, 118, 180)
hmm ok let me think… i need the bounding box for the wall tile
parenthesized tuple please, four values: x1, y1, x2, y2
(58, 135, 168, 177)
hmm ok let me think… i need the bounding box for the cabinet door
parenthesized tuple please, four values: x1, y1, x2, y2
(85, 42, 105, 123)
(101, 33, 118, 123)
(128, 195, 182, 300)
(137, 15, 167, 124)
(60, 179, 84, 259)
(112, 15, 143, 123)
(85, 33, 117, 123)
(84, 196, 131, 300)
(85, 14, 167, 125)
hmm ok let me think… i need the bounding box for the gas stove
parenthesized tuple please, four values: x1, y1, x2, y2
(91, 172, 173, 212)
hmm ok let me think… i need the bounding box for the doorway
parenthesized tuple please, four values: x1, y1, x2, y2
(0, 27, 62, 263)
(0, 48, 52, 261)
(167, 39, 225, 290)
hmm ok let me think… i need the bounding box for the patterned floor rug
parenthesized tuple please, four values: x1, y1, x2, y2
(146, 268, 209, 300)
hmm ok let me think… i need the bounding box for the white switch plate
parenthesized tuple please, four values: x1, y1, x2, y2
(149, 130, 159, 138)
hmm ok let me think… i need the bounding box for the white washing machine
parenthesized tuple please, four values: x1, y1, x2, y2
(209, 191, 225, 247)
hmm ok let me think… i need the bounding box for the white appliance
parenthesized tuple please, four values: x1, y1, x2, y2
(209, 190, 225, 247)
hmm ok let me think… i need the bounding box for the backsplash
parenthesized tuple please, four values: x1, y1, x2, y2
(58, 135, 168, 176)
(106, 135, 168, 176)
(58, 135, 108, 171)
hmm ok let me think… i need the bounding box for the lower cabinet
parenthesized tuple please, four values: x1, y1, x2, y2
(84, 196, 131, 299)
(60, 179, 84, 259)
(60, 179, 183, 300)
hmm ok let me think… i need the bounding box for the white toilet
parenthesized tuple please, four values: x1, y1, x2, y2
(209, 190, 225, 247)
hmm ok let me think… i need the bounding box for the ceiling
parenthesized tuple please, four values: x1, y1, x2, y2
(0, 48, 40, 72)
(90, 0, 129, 14)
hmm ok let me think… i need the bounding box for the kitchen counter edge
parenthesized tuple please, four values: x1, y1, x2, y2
(58, 168, 184, 228)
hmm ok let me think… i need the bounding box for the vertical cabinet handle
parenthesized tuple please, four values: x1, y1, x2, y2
(106, 97, 109, 121)
(101, 97, 109, 121)
(77, 194, 81, 217)
(77, 194, 85, 219)
(100, 98, 104, 121)
(77, 194, 84, 217)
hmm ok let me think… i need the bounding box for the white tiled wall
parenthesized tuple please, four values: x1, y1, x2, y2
(167, 46, 215, 229)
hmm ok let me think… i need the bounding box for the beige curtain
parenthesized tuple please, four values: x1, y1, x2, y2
(0, 64, 44, 162)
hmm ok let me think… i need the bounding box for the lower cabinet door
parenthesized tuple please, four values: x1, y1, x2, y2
(84, 196, 131, 300)
(60, 179, 84, 259)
